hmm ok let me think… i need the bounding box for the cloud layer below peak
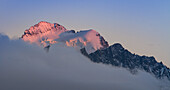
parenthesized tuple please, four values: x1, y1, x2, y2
(0, 34, 170, 90)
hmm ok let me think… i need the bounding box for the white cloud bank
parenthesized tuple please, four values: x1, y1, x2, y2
(0, 33, 170, 90)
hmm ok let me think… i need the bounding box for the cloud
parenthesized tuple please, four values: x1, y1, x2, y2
(0, 33, 169, 90)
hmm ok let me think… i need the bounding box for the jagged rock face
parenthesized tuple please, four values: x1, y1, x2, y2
(21, 21, 109, 53)
(81, 43, 170, 80)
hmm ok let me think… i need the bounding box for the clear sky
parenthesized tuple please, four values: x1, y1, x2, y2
(0, 0, 170, 66)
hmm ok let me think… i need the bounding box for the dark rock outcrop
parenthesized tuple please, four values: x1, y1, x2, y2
(81, 43, 170, 80)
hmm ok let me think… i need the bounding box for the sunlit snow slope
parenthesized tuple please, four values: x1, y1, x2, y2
(21, 21, 108, 53)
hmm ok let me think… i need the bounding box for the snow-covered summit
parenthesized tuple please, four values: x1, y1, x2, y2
(22, 21, 67, 37)
(21, 21, 109, 53)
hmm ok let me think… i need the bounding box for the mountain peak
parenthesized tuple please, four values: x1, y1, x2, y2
(22, 21, 66, 37)
(21, 21, 108, 53)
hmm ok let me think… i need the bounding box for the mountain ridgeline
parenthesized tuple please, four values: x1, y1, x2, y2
(81, 43, 170, 80)
(21, 21, 170, 81)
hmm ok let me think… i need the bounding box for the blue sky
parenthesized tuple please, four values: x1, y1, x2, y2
(0, 0, 170, 66)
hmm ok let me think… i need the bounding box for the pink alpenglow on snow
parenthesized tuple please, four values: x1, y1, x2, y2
(21, 21, 109, 53)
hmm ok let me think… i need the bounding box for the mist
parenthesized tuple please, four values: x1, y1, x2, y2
(0, 33, 169, 90)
